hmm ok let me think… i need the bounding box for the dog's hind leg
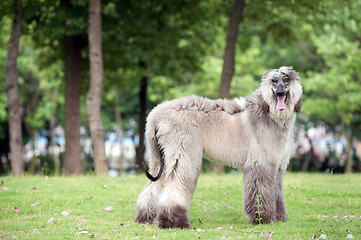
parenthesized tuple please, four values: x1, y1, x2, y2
(154, 137, 203, 229)
(135, 127, 164, 224)
(135, 180, 162, 224)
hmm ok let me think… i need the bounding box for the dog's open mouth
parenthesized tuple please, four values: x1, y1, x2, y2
(276, 95, 287, 110)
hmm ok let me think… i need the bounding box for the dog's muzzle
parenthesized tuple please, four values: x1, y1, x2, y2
(276, 85, 286, 110)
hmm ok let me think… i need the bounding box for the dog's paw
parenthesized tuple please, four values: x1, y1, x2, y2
(134, 210, 155, 224)
(155, 206, 190, 229)
(276, 213, 288, 222)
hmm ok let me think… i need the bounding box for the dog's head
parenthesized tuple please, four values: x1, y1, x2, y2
(260, 66, 302, 115)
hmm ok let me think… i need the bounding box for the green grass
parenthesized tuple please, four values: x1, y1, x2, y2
(1, 173, 360, 239)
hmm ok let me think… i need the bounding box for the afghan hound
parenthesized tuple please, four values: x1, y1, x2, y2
(135, 66, 302, 228)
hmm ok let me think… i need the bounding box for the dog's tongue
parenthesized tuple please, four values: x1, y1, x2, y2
(276, 96, 286, 110)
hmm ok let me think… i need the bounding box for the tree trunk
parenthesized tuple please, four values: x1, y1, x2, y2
(49, 87, 60, 175)
(29, 128, 37, 174)
(87, 0, 108, 175)
(301, 132, 315, 172)
(214, 0, 245, 173)
(136, 75, 147, 173)
(345, 120, 354, 174)
(219, 0, 246, 99)
(114, 101, 125, 174)
(63, 35, 83, 175)
(5, 0, 24, 177)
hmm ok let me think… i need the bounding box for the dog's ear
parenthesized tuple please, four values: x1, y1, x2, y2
(258, 95, 270, 113)
(261, 69, 274, 80)
(294, 98, 302, 113)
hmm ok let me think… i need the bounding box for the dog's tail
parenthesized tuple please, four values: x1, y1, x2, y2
(143, 128, 164, 182)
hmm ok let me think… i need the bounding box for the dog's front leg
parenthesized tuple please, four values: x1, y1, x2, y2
(275, 168, 288, 222)
(242, 160, 277, 224)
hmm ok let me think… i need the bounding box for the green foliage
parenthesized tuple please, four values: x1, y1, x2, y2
(1, 173, 360, 239)
(17, 35, 63, 132)
(0, 18, 11, 123)
(302, 1, 361, 124)
(1, 0, 361, 175)
(254, 195, 263, 224)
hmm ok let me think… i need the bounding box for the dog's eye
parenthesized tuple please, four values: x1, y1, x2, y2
(284, 77, 290, 83)
(272, 78, 277, 83)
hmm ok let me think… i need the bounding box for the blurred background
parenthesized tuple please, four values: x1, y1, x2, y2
(1, 0, 361, 176)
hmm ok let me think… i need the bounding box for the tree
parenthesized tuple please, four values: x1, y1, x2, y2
(5, 0, 24, 177)
(63, 34, 84, 175)
(61, 0, 86, 175)
(102, 0, 223, 172)
(211, 0, 245, 173)
(302, 1, 361, 173)
(136, 72, 148, 172)
(87, 0, 108, 174)
(26, 0, 88, 175)
(219, 0, 245, 99)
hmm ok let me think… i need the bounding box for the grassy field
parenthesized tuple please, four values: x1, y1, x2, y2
(1, 173, 360, 239)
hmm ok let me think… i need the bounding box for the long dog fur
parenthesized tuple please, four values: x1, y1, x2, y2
(135, 66, 302, 228)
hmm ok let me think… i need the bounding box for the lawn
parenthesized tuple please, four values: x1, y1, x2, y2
(1, 173, 360, 239)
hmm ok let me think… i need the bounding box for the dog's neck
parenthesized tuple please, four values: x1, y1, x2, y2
(269, 111, 296, 130)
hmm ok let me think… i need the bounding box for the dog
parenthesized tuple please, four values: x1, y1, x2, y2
(135, 66, 302, 228)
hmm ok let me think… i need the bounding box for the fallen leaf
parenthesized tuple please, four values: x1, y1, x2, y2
(259, 232, 273, 239)
(337, 205, 342, 210)
(14, 207, 20, 213)
(1, 180, 3, 186)
(318, 234, 327, 239)
(230, 226, 237, 230)
(75, 231, 89, 235)
(61, 211, 70, 216)
(196, 228, 204, 232)
(30, 202, 40, 207)
(84, 197, 92, 200)
(224, 205, 233, 209)
(346, 234, 354, 239)
(103, 207, 113, 212)
(222, 236, 231, 239)
(198, 218, 203, 224)
(47, 217, 56, 224)
(2, 187, 8, 191)
(32, 187, 37, 191)
(103, 185, 108, 188)
(1, 235, 11, 239)
(285, 233, 292, 239)
(215, 227, 224, 230)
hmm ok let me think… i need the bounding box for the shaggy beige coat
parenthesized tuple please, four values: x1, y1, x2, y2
(135, 66, 303, 228)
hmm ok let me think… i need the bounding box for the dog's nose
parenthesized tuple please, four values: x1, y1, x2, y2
(276, 85, 286, 96)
